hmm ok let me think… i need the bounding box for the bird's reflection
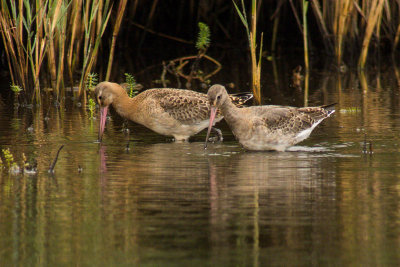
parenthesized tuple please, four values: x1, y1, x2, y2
(97, 141, 337, 262)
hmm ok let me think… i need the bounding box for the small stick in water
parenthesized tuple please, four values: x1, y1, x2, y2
(362, 133, 368, 154)
(48, 145, 64, 173)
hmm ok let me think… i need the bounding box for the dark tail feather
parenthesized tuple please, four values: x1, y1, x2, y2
(321, 103, 337, 117)
(229, 92, 254, 106)
(321, 103, 337, 111)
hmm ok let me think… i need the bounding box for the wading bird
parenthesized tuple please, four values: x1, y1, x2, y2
(95, 82, 252, 142)
(204, 84, 335, 151)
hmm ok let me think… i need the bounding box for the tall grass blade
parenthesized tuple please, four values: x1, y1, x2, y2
(105, 0, 127, 81)
(302, 0, 309, 71)
(232, 0, 262, 104)
(358, 0, 385, 68)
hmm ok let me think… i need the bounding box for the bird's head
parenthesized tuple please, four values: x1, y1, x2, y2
(207, 84, 229, 108)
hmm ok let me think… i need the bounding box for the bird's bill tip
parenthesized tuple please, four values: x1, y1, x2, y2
(204, 106, 218, 149)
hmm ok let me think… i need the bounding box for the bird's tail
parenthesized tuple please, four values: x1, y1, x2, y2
(321, 103, 337, 117)
(229, 92, 254, 107)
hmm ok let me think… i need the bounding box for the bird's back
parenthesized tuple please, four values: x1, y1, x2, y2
(229, 104, 335, 151)
(140, 88, 210, 124)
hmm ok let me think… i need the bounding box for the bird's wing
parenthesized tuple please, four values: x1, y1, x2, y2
(251, 106, 315, 132)
(297, 106, 334, 121)
(157, 89, 210, 124)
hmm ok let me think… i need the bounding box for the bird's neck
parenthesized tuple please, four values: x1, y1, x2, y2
(220, 100, 241, 123)
(112, 92, 140, 122)
(219, 99, 250, 140)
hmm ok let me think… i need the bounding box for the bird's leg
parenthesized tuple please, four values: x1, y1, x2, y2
(208, 127, 223, 142)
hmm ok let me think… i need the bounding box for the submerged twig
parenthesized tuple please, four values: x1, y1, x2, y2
(362, 133, 368, 153)
(130, 21, 192, 44)
(48, 145, 64, 173)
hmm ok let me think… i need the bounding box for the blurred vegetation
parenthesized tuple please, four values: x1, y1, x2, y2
(0, 0, 399, 103)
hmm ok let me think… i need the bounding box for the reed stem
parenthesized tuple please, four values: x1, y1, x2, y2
(0, 0, 118, 103)
(232, 0, 262, 104)
(302, 0, 309, 71)
(358, 0, 385, 69)
(105, 0, 127, 81)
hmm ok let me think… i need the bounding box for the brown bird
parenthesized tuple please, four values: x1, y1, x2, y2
(95, 82, 252, 142)
(204, 84, 335, 151)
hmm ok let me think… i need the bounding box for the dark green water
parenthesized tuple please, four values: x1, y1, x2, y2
(1, 67, 400, 266)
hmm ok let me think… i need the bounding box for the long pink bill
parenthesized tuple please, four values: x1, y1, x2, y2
(204, 106, 218, 149)
(98, 106, 108, 142)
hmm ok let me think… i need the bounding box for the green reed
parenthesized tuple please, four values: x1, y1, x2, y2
(196, 22, 210, 52)
(125, 73, 138, 98)
(10, 84, 22, 94)
(87, 98, 96, 119)
(0, 0, 120, 103)
(2, 0, 400, 104)
(86, 72, 97, 119)
(78, 0, 112, 98)
(232, 0, 262, 104)
(85, 72, 98, 92)
(2, 148, 14, 168)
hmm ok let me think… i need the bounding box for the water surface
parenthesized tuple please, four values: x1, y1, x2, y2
(1, 66, 400, 266)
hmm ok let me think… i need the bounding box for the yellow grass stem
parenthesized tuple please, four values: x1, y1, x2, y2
(79, 0, 112, 98)
(358, 0, 385, 69)
(105, 0, 128, 81)
(393, 59, 400, 87)
(67, 0, 82, 88)
(232, 0, 262, 104)
(0, 0, 116, 103)
(334, 0, 353, 65)
(47, 36, 57, 91)
(0, 2, 27, 90)
(302, 0, 309, 71)
(148, 0, 159, 26)
(250, 32, 262, 104)
(358, 69, 368, 94)
(250, 0, 262, 104)
(56, 3, 68, 98)
(303, 71, 309, 107)
(394, 23, 400, 51)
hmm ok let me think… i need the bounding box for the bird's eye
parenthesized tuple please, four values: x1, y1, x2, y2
(98, 96, 102, 100)
(217, 95, 221, 100)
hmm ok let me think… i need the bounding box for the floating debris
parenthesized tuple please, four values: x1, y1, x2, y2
(48, 145, 64, 173)
(339, 107, 360, 113)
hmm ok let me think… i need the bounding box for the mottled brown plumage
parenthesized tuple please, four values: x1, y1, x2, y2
(204, 84, 335, 151)
(95, 82, 252, 141)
